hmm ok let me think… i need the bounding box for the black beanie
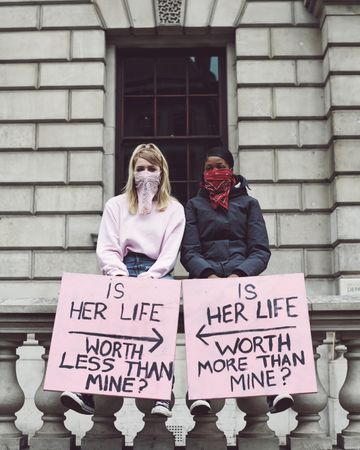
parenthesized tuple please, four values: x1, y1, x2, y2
(205, 147, 234, 169)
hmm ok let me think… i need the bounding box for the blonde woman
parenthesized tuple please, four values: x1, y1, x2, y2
(61, 143, 185, 417)
(96, 142, 185, 280)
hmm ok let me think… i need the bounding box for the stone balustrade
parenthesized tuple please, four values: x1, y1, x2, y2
(0, 295, 360, 450)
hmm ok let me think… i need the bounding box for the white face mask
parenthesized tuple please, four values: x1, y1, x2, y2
(134, 171, 161, 214)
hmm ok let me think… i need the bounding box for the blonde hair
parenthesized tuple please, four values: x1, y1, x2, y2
(124, 143, 171, 214)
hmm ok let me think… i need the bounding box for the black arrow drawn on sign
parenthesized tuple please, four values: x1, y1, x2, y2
(68, 328, 164, 353)
(196, 324, 297, 346)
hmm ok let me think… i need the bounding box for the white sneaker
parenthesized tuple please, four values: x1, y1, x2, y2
(189, 399, 211, 415)
(151, 400, 172, 418)
(267, 394, 294, 414)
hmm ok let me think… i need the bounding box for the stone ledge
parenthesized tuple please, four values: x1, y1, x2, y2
(308, 294, 360, 309)
(1, 295, 360, 309)
(0, 296, 57, 312)
(1, 295, 360, 335)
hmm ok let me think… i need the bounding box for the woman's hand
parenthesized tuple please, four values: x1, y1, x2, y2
(228, 274, 240, 278)
(208, 274, 220, 279)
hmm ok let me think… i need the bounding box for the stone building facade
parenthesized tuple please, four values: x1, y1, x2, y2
(1, 0, 359, 297)
(1, 0, 360, 446)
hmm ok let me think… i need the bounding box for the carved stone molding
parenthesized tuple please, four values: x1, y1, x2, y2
(156, 0, 183, 25)
(305, 0, 360, 17)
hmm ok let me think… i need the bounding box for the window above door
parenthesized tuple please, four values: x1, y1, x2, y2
(116, 48, 228, 204)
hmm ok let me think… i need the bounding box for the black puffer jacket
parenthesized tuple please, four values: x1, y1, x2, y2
(180, 175, 271, 278)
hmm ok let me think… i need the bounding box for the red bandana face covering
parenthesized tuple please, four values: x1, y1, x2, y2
(202, 168, 235, 210)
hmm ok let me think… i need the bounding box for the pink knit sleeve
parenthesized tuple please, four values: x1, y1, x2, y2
(96, 200, 129, 277)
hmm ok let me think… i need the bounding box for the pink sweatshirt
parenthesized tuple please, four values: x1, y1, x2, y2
(96, 193, 185, 279)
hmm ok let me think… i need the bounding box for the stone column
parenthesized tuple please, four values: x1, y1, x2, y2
(185, 398, 226, 450)
(337, 335, 360, 449)
(133, 398, 175, 450)
(30, 334, 76, 450)
(81, 395, 124, 450)
(0, 333, 27, 450)
(236, 1, 332, 293)
(286, 333, 332, 450)
(304, 0, 360, 293)
(236, 396, 279, 450)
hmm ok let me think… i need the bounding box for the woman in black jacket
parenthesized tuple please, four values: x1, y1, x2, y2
(181, 147, 293, 415)
(181, 147, 270, 279)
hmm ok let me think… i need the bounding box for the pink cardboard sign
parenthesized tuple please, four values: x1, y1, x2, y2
(183, 273, 316, 400)
(45, 273, 181, 399)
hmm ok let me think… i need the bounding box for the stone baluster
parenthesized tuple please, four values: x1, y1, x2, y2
(236, 395, 279, 450)
(185, 398, 226, 450)
(287, 332, 332, 450)
(0, 333, 27, 450)
(30, 334, 76, 450)
(133, 397, 175, 450)
(337, 335, 360, 449)
(81, 395, 124, 450)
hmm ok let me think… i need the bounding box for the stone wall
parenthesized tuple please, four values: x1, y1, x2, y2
(236, 0, 327, 295)
(237, 0, 360, 295)
(1, 0, 360, 298)
(0, 1, 105, 298)
(319, 3, 360, 296)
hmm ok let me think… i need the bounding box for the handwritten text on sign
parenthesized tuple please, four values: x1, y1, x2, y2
(45, 273, 181, 399)
(183, 273, 316, 399)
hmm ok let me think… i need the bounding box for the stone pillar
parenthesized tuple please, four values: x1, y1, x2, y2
(337, 335, 360, 449)
(236, 396, 279, 450)
(30, 334, 76, 450)
(286, 333, 332, 450)
(304, 0, 360, 294)
(81, 395, 124, 450)
(133, 398, 175, 450)
(0, 333, 27, 450)
(185, 398, 226, 450)
(236, 1, 333, 295)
